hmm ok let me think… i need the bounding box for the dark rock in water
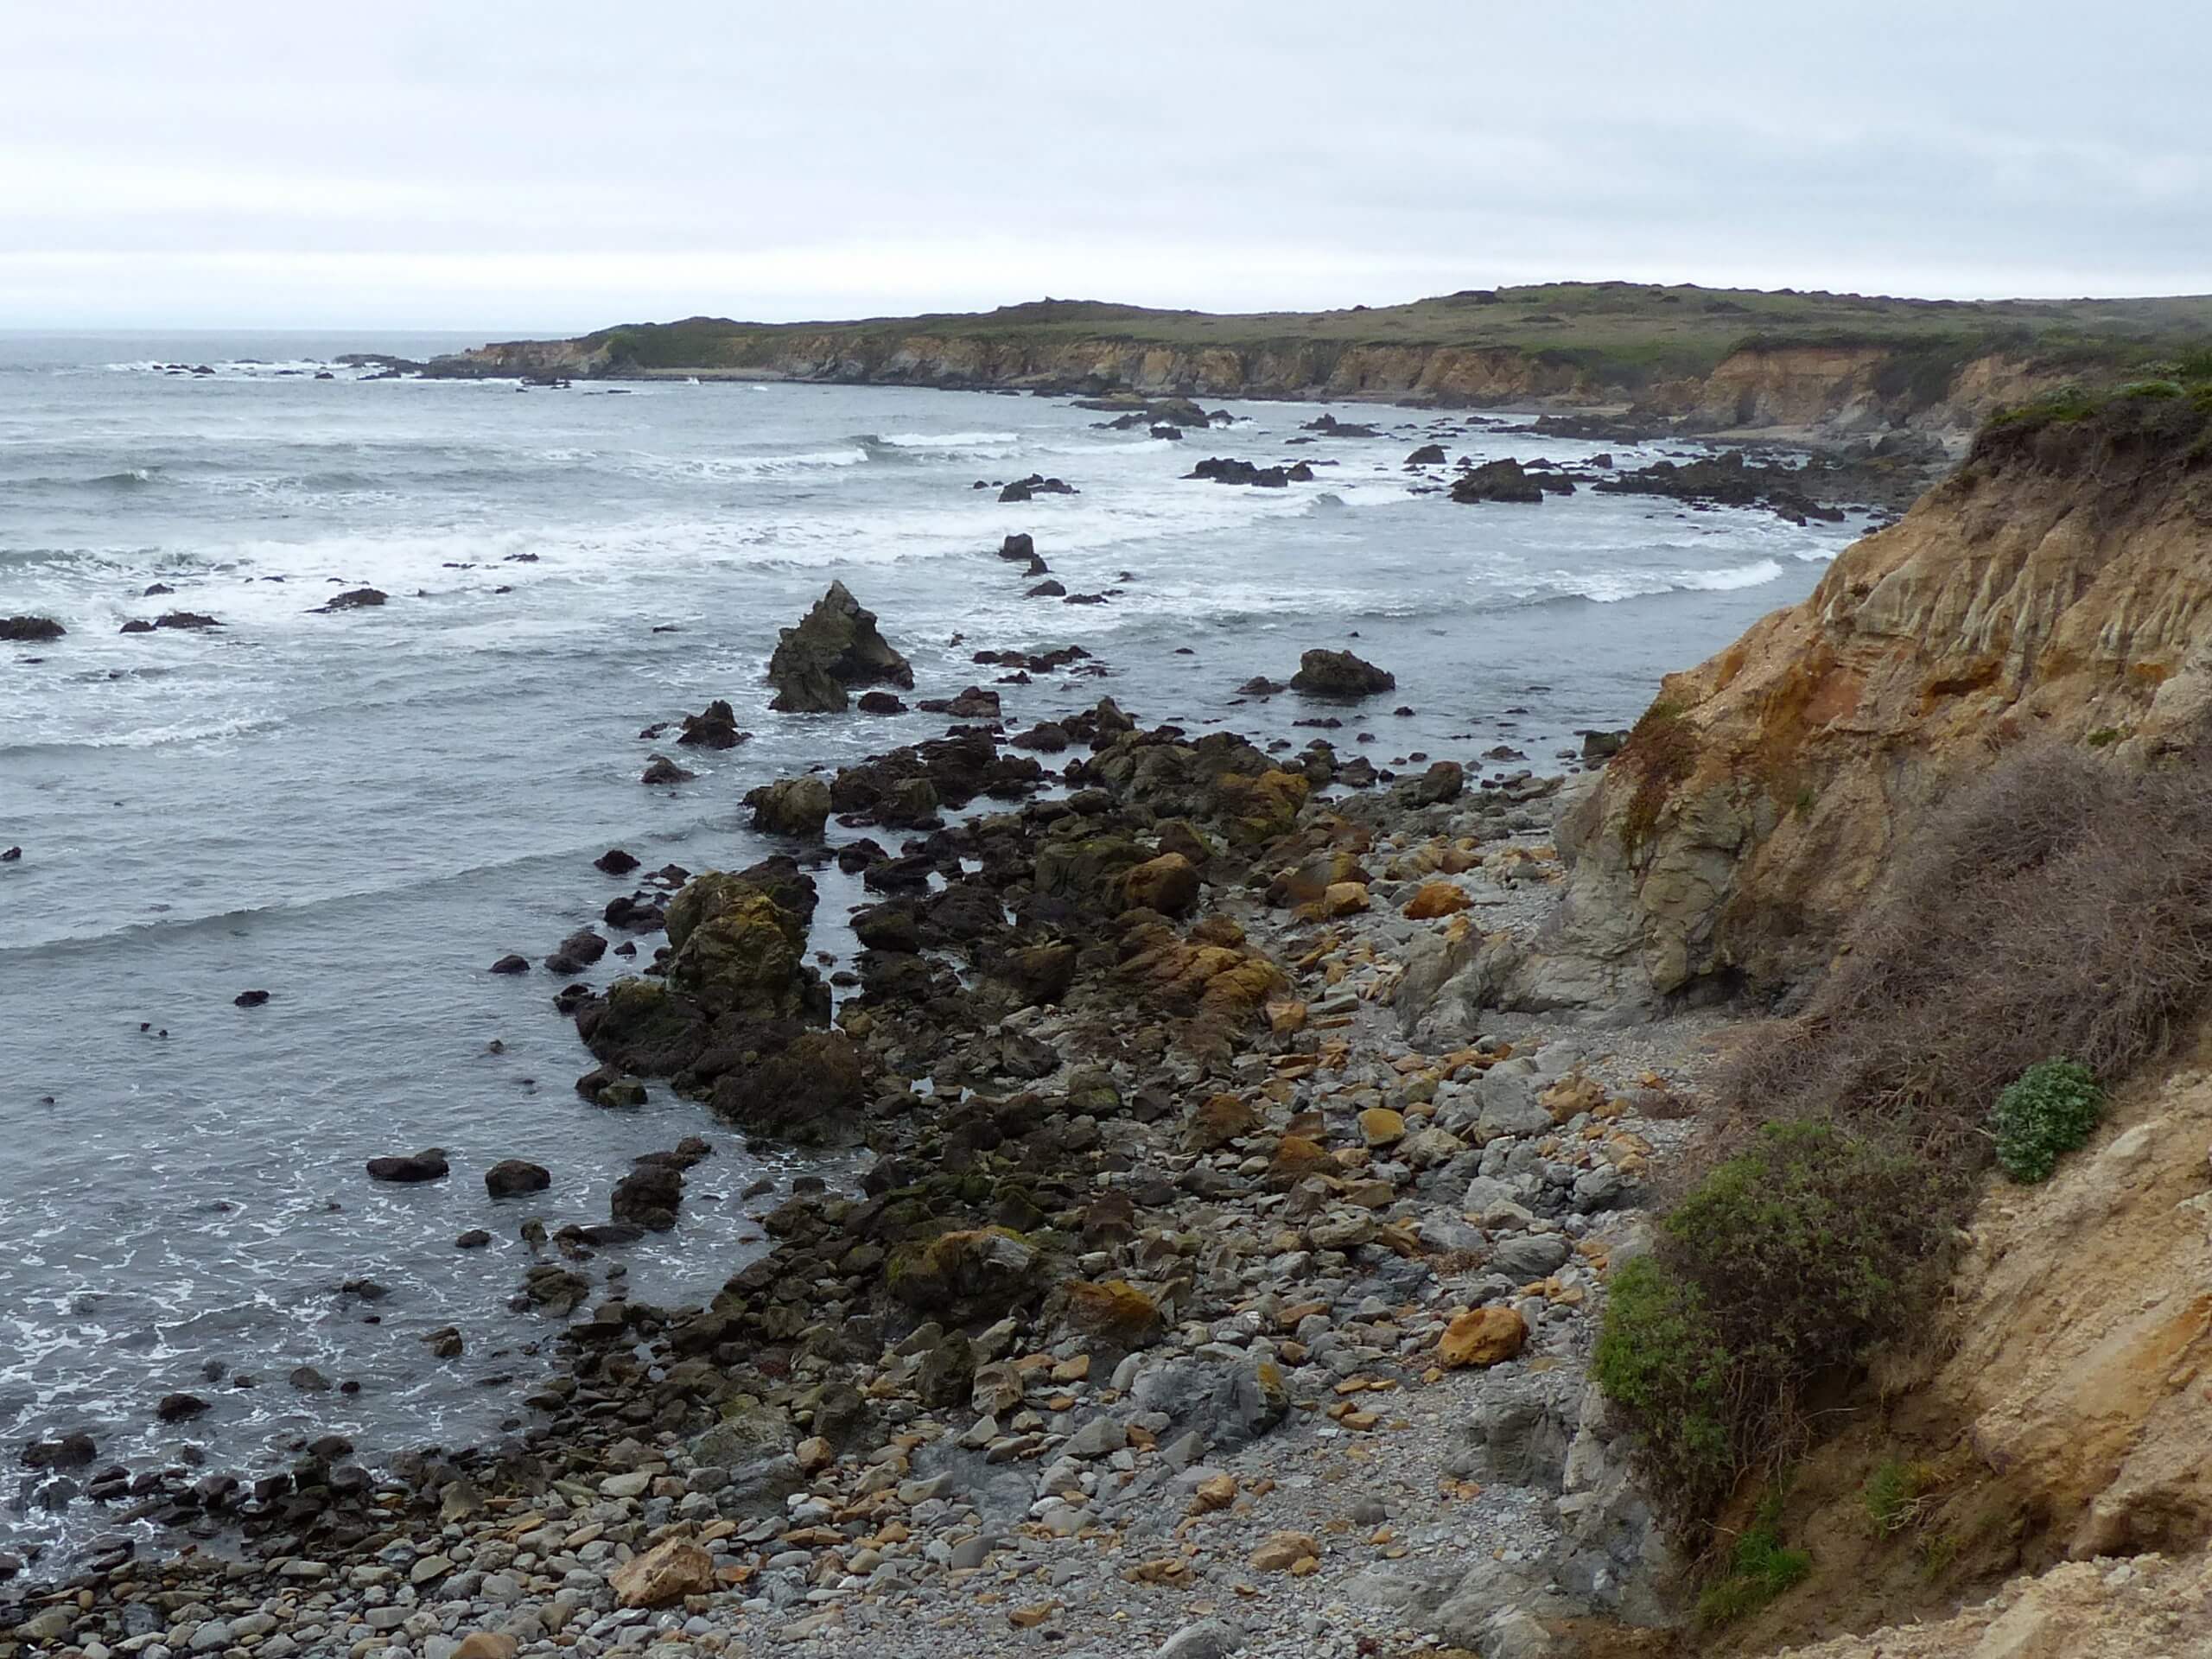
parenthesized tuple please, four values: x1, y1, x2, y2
(484, 1159, 550, 1198)
(365, 1149, 448, 1183)
(997, 474, 1076, 504)
(852, 902, 921, 953)
(1302, 412, 1381, 438)
(156, 1393, 210, 1423)
(610, 1160, 683, 1230)
(315, 588, 387, 613)
(594, 848, 640, 875)
(143, 583, 175, 596)
(576, 1064, 649, 1107)
(1009, 721, 1070, 753)
(1290, 648, 1395, 697)
(489, 953, 530, 975)
(915, 685, 1001, 720)
(1236, 676, 1287, 696)
(766, 581, 913, 713)
(676, 697, 749, 750)
(1186, 456, 1300, 488)
(997, 532, 1036, 563)
(1406, 443, 1447, 465)
(1027, 579, 1066, 598)
(119, 620, 156, 633)
(1450, 458, 1544, 504)
(1594, 448, 1849, 523)
(709, 1029, 868, 1145)
(232, 989, 271, 1007)
(1, 847, 18, 861)
(288, 1366, 333, 1393)
(455, 1229, 492, 1249)
(552, 928, 607, 967)
(153, 611, 222, 630)
(1150, 423, 1183, 440)
(603, 893, 665, 931)
(2, 616, 65, 642)
(858, 690, 906, 714)
(552, 982, 594, 1015)
(1402, 760, 1465, 805)
(639, 753, 696, 785)
(23, 1432, 98, 1469)
(1581, 728, 1629, 762)
(744, 775, 832, 838)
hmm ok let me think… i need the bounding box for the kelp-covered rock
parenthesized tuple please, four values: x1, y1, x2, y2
(766, 581, 913, 713)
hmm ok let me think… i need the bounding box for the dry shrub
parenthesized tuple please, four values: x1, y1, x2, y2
(1728, 741, 2212, 1161)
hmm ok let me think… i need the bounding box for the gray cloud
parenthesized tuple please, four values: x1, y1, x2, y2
(6, 1, 2209, 326)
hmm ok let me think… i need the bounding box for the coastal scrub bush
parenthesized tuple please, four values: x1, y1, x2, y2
(1990, 1059, 2104, 1182)
(1597, 1122, 1949, 1534)
(1727, 743, 2212, 1163)
(1863, 1457, 1942, 1536)
(1695, 1492, 1812, 1627)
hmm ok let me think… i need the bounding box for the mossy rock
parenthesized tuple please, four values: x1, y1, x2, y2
(1061, 1279, 1166, 1349)
(1212, 770, 1311, 848)
(665, 873, 818, 1020)
(887, 1226, 1052, 1322)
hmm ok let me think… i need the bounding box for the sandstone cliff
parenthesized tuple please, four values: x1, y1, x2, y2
(1484, 389, 2212, 1013)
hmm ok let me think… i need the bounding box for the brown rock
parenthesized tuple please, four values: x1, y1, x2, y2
(1249, 1529, 1323, 1572)
(1061, 1280, 1166, 1349)
(1403, 880, 1472, 919)
(1357, 1107, 1407, 1148)
(1187, 1092, 1262, 1151)
(1268, 1134, 1333, 1189)
(1122, 852, 1201, 917)
(1437, 1305, 1529, 1369)
(608, 1538, 714, 1607)
(453, 1637, 520, 1659)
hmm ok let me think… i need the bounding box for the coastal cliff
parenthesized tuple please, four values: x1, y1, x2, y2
(1494, 385, 2212, 1010)
(430, 284, 2212, 437)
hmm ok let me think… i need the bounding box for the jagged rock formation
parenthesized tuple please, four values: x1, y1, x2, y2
(766, 582, 914, 713)
(1419, 393, 2212, 1020)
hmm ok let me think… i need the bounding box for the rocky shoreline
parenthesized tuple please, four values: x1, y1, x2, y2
(3, 582, 1738, 1657)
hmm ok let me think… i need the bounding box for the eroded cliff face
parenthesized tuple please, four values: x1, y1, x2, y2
(1509, 395, 2212, 1011)
(437, 330, 2044, 434)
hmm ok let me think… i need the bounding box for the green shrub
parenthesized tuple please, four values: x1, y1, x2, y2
(1695, 1494, 1812, 1626)
(1592, 1256, 1734, 1517)
(1597, 1123, 1951, 1535)
(1863, 1458, 1940, 1535)
(1991, 1059, 2104, 1181)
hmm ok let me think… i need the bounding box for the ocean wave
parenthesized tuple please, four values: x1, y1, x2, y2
(1507, 557, 1797, 607)
(868, 430, 1020, 449)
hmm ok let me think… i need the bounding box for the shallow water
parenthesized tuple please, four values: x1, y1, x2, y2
(0, 330, 1861, 1564)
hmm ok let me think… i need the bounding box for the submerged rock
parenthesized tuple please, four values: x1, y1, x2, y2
(365, 1149, 448, 1183)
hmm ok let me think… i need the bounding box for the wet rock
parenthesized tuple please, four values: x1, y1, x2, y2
(483, 1160, 550, 1198)
(639, 753, 696, 785)
(153, 611, 223, 629)
(766, 581, 913, 713)
(890, 1228, 1052, 1323)
(709, 1029, 867, 1146)
(998, 532, 1036, 563)
(2, 616, 66, 642)
(1407, 443, 1447, 465)
(594, 848, 640, 874)
(610, 1160, 683, 1230)
(675, 697, 750, 750)
(915, 685, 1001, 720)
(315, 588, 386, 612)
(488, 952, 530, 974)
(22, 1432, 97, 1470)
(1450, 458, 1545, 504)
(661, 866, 824, 1022)
(858, 690, 907, 714)
(365, 1149, 449, 1183)
(1290, 648, 1395, 697)
(744, 774, 832, 838)
(1122, 852, 1201, 918)
(156, 1394, 210, 1423)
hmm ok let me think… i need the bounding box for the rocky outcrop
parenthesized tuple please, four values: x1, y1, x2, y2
(1471, 392, 2212, 1013)
(766, 582, 913, 713)
(1290, 649, 1395, 697)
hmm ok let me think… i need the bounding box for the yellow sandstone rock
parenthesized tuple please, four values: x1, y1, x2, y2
(1437, 1306, 1529, 1369)
(609, 1538, 715, 1608)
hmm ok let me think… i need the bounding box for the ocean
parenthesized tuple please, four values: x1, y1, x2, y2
(0, 330, 1859, 1567)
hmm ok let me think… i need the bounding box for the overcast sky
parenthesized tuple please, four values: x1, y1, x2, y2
(6, 2, 2209, 331)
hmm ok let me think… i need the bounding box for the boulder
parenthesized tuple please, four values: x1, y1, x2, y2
(1122, 853, 1201, 917)
(639, 753, 695, 785)
(890, 1228, 1051, 1323)
(1061, 1280, 1166, 1350)
(709, 1029, 868, 1145)
(608, 1538, 714, 1608)
(484, 1160, 550, 1198)
(676, 698, 749, 750)
(664, 869, 822, 1021)
(744, 775, 831, 838)
(366, 1149, 448, 1183)
(315, 588, 386, 612)
(1407, 443, 1447, 465)
(766, 581, 913, 713)
(1290, 648, 1395, 697)
(1404, 882, 1471, 919)
(610, 1160, 683, 1230)
(1450, 458, 1545, 504)
(3, 616, 66, 641)
(1437, 1306, 1529, 1369)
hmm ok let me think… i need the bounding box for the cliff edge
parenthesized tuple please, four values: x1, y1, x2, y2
(1478, 386, 2212, 1015)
